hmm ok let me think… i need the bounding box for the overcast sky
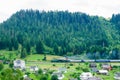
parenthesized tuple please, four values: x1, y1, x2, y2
(0, 0, 120, 23)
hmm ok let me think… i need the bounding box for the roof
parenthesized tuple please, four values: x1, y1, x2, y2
(30, 66, 38, 71)
(69, 78, 78, 80)
(99, 70, 108, 73)
(115, 72, 120, 76)
(13, 59, 25, 70)
(102, 63, 110, 67)
(23, 75, 31, 80)
(80, 72, 93, 80)
(89, 63, 97, 67)
(30, 66, 38, 68)
(52, 72, 62, 76)
(52, 72, 64, 80)
(91, 68, 98, 72)
(87, 77, 102, 80)
(114, 72, 120, 79)
(14, 59, 25, 64)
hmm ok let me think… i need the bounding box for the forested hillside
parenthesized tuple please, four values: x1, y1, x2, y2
(0, 9, 120, 59)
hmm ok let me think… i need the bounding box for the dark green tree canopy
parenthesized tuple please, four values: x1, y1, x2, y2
(0, 9, 120, 59)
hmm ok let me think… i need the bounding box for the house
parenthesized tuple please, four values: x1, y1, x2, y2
(52, 72, 64, 80)
(69, 78, 78, 80)
(14, 59, 25, 70)
(102, 63, 112, 70)
(89, 63, 97, 68)
(98, 70, 108, 75)
(114, 72, 120, 80)
(30, 66, 39, 72)
(80, 72, 93, 80)
(23, 75, 31, 80)
(43, 69, 47, 74)
(91, 67, 98, 73)
(87, 77, 102, 80)
(58, 67, 67, 73)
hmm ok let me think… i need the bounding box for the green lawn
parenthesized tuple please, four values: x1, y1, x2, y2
(0, 50, 18, 60)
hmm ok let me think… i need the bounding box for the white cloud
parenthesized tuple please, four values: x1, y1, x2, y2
(0, 0, 120, 22)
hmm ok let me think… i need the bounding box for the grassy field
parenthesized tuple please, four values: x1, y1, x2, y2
(0, 50, 17, 60)
(25, 54, 63, 61)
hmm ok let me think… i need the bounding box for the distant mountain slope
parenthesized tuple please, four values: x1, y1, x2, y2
(0, 9, 120, 59)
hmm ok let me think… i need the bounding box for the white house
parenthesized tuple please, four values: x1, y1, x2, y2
(30, 66, 39, 72)
(87, 77, 102, 80)
(14, 59, 25, 70)
(102, 63, 112, 70)
(23, 75, 31, 80)
(114, 72, 120, 80)
(80, 72, 93, 80)
(98, 70, 108, 75)
(52, 72, 64, 80)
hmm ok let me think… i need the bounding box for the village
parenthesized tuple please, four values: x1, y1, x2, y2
(11, 56, 120, 80)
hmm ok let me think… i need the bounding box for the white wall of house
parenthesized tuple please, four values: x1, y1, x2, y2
(14, 60, 25, 70)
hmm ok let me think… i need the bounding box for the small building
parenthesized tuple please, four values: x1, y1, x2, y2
(52, 72, 64, 80)
(87, 77, 102, 80)
(80, 72, 93, 80)
(43, 69, 47, 74)
(69, 78, 78, 80)
(114, 72, 120, 80)
(30, 66, 39, 72)
(89, 63, 97, 68)
(98, 70, 108, 75)
(14, 59, 25, 70)
(91, 67, 99, 73)
(58, 67, 67, 73)
(102, 63, 112, 70)
(23, 75, 31, 80)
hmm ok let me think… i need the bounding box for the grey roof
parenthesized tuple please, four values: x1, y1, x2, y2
(89, 63, 97, 67)
(102, 63, 110, 66)
(87, 77, 102, 80)
(16, 60, 21, 64)
(91, 68, 98, 72)
(69, 78, 78, 80)
(52, 72, 63, 77)
(102, 63, 111, 68)
(115, 72, 120, 77)
(30, 66, 37, 69)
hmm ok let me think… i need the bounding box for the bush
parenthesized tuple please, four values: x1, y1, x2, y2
(40, 74, 48, 80)
(71, 72, 80, 78)
(53, 64, 56, 66)
(9, 61, 13, 68)
(51, 75, 58, 80)
(67, 66, 70, 69)
(76, 66, 81, 70)
(82, 67, 89, 72)
(69, 63, 73, 66)
(38, 68, 43, 74)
